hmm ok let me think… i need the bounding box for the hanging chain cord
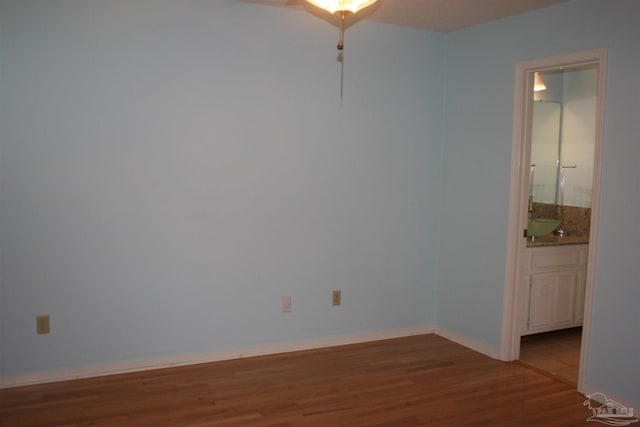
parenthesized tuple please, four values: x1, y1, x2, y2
(337, 12, 347, 99)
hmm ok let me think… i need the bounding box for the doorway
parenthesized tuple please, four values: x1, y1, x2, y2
(501, 49, 607, 394)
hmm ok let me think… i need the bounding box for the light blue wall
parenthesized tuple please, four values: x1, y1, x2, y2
(440, 0, 640, 403)
(0, 0, 444, 375)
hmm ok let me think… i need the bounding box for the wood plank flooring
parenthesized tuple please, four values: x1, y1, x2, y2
(0, 334, 597, 426)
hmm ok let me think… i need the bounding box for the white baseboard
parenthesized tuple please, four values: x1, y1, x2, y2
(0, 325, 436, 389)
(433, 325, 501, 359)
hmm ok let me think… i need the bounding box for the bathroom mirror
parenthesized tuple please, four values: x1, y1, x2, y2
(529, 65, 597, 209)
(530, 101, 561, 204)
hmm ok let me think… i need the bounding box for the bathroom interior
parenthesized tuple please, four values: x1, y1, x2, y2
(518, 63, 598, 385)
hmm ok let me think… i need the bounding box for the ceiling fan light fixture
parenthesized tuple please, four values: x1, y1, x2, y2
(305, 0, 379, 15)
(304, 0, 379, 99)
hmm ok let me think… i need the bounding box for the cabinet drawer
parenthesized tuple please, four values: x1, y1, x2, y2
(530, 246, 586, 269)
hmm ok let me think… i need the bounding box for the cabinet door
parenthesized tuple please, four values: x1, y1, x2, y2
(553, 271, 577, 325)
(529, 273, 555, 329)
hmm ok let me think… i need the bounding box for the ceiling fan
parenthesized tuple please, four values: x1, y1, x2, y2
(236, 0, 380, 31)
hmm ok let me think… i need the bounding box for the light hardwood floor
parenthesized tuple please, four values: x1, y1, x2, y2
(519, 327, 582, 385)
(1, 334, 597, 426)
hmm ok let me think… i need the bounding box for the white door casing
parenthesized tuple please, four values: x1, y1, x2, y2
(500, 48, 607, 395)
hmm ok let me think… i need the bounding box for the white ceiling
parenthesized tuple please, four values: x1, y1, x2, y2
(363, 0, 569, 32)
(241, 0, 569, 32)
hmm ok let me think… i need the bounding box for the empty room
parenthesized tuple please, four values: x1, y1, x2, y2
(1, 0, 638, 425)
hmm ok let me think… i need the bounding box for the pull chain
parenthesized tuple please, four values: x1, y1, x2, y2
(338, 12, 346, 100)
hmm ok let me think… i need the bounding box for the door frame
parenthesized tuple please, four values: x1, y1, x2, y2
(500, 48, 607, 394)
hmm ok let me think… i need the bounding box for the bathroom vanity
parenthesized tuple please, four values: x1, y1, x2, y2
(520, 242, 588, 335)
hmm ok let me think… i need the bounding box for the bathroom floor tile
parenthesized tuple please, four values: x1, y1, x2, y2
(519, 327, 582, 384)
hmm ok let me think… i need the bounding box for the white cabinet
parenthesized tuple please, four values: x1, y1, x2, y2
(520, 244, 588, 335)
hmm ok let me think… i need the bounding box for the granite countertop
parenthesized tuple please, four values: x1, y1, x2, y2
(526, 234, 589, 247)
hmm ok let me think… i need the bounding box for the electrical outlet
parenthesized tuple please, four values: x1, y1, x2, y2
(281, 296, 292, 313)
(332, 290, 341, 306)
(37, 315, 50, 334)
